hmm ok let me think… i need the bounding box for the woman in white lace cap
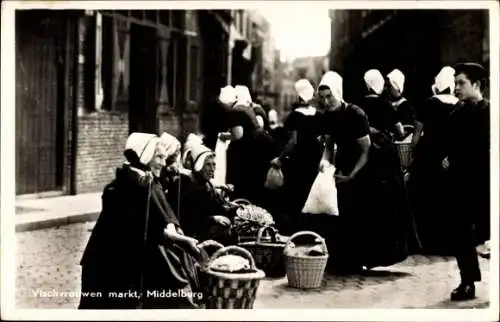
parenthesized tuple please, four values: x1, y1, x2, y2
(167, 143, 238, 246)
(79, 132, 203, 309)
(408, 66, 459, 255)
(316, 71, 411, 274)
(200, 85, 238, 150)
(386, 69, 417, 129)
(219, 85, 275, 207)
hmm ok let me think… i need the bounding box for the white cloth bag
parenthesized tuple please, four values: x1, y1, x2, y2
(302, 163, 339, 216)
(214, 137, 230, 186)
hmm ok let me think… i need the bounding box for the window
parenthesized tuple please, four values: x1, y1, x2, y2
(99, 14, 130, 112)
(159, 11, 170, 26)
(167, 35, 177, 109)
(145, 10, 158, 24)
(172, 10, 184, 29)
(130, 10, 144, 20)
(185, 10, 198, 33)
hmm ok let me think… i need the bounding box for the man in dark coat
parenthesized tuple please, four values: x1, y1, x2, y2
(442, 62, 490, 301)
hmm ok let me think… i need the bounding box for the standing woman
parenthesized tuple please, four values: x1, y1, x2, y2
(387, 69, 417, 130)
(317, 71, 409, 274)
(316, 71, 371, 274)
(360, 69, 406, 141)
(359, 69, 419, 259)
(270, 79, 323, 235)
(79, 133, 203, 309)
(200, 85, 237, 150)
(409, 66, 459, 255)
(220, 85, 275, 207)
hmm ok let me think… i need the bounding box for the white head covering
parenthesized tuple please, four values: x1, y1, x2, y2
(434, 66, 456, 94)
(319, 71, 343, 101)
(294, 79, 315, 103)
(124, 132, 160, 166)
(219, 85, 237, 105)
(159, 132, 181, 159)
(387, 69, 405, 94)
(191, 144, 214, 173)
(364, 69, 385, 95)
(182, 133, 204, 166)
(268, 109, 278, 123)
(234, 85, 252, 106)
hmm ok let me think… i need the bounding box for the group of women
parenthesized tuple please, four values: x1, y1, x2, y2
(79, 62, 490, 308)
(79, 129, 246, 309)
(266, 69, 416, 274)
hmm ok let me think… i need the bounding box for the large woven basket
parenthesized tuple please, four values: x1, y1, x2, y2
(284, 231, 328, 289)
(200, 245, 265, 309)
(395, 125, 414, 170)
(395, 142, 412, 169)
(238, 226, 287, 278)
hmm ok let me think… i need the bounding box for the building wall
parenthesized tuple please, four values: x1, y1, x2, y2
(76, 113, 129, 193)
(74, 10, 205, 194)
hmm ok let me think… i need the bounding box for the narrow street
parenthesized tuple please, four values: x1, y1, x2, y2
(16, 222, 490, 309)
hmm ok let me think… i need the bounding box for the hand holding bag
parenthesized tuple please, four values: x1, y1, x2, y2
(301, 163, 339, 216)
(264, 166, 284, 190)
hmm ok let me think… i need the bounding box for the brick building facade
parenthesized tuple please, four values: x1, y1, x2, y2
(328, 10, 490, 105)
(16, 9, 232, 196)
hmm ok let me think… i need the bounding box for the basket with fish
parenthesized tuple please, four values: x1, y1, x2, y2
(283, 231, 329, 289)
(200, 245, 265, 309)
(232, 199, 275, 243)
(238, 226, 287, 278)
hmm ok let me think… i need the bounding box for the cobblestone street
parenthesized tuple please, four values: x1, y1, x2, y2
(16, 222, 491, 309)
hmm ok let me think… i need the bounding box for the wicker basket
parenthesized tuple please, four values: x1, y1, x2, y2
(395, 142, 412, 169)
(284, 231, 328, 289)
(238, 226, 287, 278)
(233, 198, 251, 206)
(395, 125, 415, 170)
(200, 245, 265, 309)
(232, 198, 274, 243)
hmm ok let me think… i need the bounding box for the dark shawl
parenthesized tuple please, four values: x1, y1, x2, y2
(79, 165, 201, 309)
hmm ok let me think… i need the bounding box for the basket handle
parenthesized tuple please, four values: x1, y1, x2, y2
(284, 230, 328, 254)
(233, 198, 251, 206)
(256, 226, 278, 244)
(208, 245, 257, 271)
(197, 240, 224, 251)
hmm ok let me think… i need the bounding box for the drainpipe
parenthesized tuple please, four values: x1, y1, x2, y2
(227, 11, 233, 86)
(70, 12, 86, 195)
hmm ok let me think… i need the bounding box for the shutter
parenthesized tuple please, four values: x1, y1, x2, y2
(112, 18, 130, 111)
(187, 36, 201, 104)
(175, 33, 187, 113)
(95, 12, 104, 110)
(156, 28, 171, 114)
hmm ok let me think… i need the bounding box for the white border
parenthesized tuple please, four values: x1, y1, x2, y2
(1, 1, 499, 321)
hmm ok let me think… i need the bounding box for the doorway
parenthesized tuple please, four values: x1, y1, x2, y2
(128, 23, 158, 134)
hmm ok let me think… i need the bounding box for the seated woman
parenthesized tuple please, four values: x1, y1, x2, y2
(79, 133, 204, 309)
(181, 133, 205, 171)
(168, 143, 239, 246)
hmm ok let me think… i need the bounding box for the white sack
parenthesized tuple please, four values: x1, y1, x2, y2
(302, 163, 339, 216)
(214, 137, 230, 186)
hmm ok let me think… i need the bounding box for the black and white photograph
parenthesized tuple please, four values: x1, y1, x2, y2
(1, 1, 498, 321)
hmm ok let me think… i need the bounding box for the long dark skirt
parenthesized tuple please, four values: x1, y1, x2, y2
(79, 244, 201, 309)
(280, 147, 323, 235)
(409, 140, 455, 254)
(324, 142, 413, 273)
(226, 131, 275, 207)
